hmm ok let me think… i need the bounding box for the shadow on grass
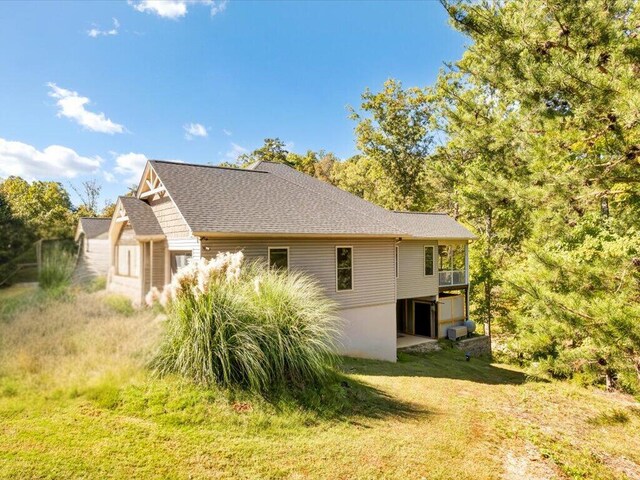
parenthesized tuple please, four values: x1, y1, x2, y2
(86, 371, 428, 427)
(262, 371, 429, 422)
(341, 348, 531, 386)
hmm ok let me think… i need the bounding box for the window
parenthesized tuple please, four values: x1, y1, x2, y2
(117, 245, 139, 277)
(171, 252, 192, 276)
(336, 246, 353, 291)
(424, 246, 434, 276)
(268, 247, 289, 271)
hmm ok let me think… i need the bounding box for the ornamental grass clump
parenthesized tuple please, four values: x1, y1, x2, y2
(38, 247, 75, 291)
(149, 252, 340, 393)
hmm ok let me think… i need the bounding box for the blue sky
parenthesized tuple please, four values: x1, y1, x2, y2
(0, 0, 466, 208)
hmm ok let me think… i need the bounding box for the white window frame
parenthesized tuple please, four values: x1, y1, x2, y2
(267, 246, 289, 271)
(335, 245, 354, 292)
(424, 245, 435, 277)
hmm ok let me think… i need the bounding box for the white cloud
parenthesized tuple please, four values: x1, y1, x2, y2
(87, 18, 120, 38)
(0, 137, 102, 180)
(210, 0, 227, 16)
(222, 128, 232, 136)
(224, 142, 248, 162)
(47, 83, 125, 134)
(128, 0, 227, 20)
(113, 152, 149, 184)
(102, 170, 115, 182)
(184, 122, 208, 140)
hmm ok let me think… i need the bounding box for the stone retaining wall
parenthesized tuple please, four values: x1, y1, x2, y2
(454, 335, 491, 357)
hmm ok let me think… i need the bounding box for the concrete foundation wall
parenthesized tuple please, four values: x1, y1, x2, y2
(337, 302, 397, 362)
(108, 273, 141, 304)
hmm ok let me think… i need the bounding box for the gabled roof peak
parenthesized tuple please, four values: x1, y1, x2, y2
(149, 159, 267, 174)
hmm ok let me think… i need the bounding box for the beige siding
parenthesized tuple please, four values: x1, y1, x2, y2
(396, 240, 438, 299)
(151, 240, 166, 289)
(110, 224, 142, 302)
(118, 225, 137, 245)
(200, 237, 396, 309)
(143, 243, 151, 293)
(149, 196, 190, 238)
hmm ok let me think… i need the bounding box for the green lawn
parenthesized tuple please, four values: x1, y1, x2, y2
(0, 287, 639, 479)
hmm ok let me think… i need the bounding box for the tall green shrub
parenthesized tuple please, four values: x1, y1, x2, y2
(39, 247, 75, 291)
(150, 253, 340, 393)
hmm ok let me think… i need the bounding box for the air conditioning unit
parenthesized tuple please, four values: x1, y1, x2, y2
(447, 326, 468, 341)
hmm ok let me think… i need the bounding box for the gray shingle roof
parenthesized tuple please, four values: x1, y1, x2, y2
(119, 196, 164, 237)
(78, 217, 111, 239)
(150, 160, 402, 236)
(147, 160, 475, 240)
(389, 211, 476, 240)
(251, 161, 476, 240)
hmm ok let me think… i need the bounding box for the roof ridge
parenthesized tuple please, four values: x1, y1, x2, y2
(150, 159, 268, 174)
(393, 211, 450, 216)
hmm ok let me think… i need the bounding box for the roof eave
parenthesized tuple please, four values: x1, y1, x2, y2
(135, 234, 166, 242)
(193, 231, 401, 239)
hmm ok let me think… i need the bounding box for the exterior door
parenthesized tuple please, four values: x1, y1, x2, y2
(414, 301, 432, 337)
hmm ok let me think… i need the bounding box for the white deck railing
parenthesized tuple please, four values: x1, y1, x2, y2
(439, 269, 466, 286)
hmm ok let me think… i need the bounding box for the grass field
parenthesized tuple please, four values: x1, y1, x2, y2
(0, 285, 639, 479)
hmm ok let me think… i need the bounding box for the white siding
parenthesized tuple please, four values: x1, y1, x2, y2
(396, 240, 438, 299)
(167, 237, 201, 261)
(200, 237, 396, 310)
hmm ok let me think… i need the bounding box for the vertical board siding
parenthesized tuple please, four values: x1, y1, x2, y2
(149, 196, 190, 238)
(151, 240, 166, 288)
(200, 237, 396, 309)
(396, 240, 438, 299)
(143, 243, 151, 293)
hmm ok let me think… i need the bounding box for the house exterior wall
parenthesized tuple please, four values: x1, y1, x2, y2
(108, 224, 142, 304)
(167, 237, 201, 261)
(199, 237, 396, 310)
(148, 196, 190, 238)
(84, 238, 110, 275)
(200, 236, 398, 361)
(338, 302, 397, 361)
(108, 274, 142, 304)
(396, 240, 438, 299)
(151, 240, 166, 289)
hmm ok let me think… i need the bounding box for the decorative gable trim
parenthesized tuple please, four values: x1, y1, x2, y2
(138, 165, 167, 200)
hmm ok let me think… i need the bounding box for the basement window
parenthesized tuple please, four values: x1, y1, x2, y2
(336, 246, 353, 291)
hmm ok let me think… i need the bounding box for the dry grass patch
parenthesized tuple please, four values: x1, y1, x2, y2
(0, 289, 159, 392)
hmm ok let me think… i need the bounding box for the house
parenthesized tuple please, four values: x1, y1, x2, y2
(74, 217, 111, 282)
(106, 160, 476, 361)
